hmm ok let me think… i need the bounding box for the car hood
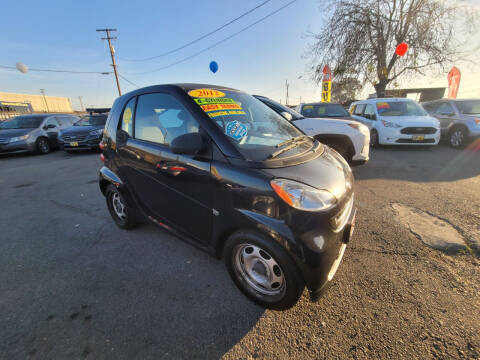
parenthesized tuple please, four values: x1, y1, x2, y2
(377, 115, 438, 127)
(261, 147, 353, 202)
(306, 117, 355, 126)
(62, 125, 103, 134)
(0, 128, 34, 137)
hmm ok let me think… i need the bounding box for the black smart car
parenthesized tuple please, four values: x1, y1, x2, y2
(59, 114, 108, 152)
(99, 84, 356, 310)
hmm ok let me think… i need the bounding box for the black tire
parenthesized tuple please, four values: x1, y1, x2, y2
(370, 129, 379, 147)
(105, 184, 138, 229)
(329, 142, 351, 162)
(449, 127, 467, 148)
(36, 137, 51, 154)
(224, 230, 305, 310)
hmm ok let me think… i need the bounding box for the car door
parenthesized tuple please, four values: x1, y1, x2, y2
(434, 102, 456, 134)
(43, 116, 61, 145)
(116, 92, 213, 244)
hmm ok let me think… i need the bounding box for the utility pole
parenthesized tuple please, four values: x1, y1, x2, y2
(285, 80, 290, 106)
(40, 89, 49, 112)
(78, 96, 85, 112)
(96, 28, 121, 96)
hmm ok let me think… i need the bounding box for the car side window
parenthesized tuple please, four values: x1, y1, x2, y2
(364, 104, 376, 120)
(45, 117, 59, 127)
(435, 102, 454, 115)
(354, 104, 366, 116)
(120, 97, 136, 137)
(422, 102, 439, 115)
(134, 93, 199, 145)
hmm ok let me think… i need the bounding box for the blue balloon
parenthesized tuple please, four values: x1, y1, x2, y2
(209, 61, 218, 73)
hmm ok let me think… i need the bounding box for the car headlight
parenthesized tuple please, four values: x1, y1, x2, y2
(270, 178, 336, 211)
(9, 134, 29, 142)
(89, 128, 104, 136)
(381, 120, 402, 128)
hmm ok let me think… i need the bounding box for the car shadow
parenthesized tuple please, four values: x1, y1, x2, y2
(354, 140, 480, 182)
(0, 220, 264, 359)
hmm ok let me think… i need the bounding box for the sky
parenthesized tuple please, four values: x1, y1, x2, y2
(0, 0, 479, 111)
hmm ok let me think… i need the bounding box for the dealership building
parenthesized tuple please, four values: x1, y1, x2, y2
(0, 92, 73, 120)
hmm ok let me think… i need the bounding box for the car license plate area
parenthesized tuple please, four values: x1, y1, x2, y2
(70, 142, 79, 147)
(412, 135, 424, 141)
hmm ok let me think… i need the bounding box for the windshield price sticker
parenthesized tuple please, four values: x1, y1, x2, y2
(208, 110, 246, 118)
(188, 88, 225, 98)
(226, 120, 248, 141)
(201, 103, 242, 112)
(376, 102, 390, 113)
(194, 97, 236, 106)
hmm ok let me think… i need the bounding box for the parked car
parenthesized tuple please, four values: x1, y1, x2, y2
(349, 98, 440, 146)
(254, 95, 369, 165)
(59, 113, 108, 152)
(99, 84, 356, 310)
(422, 99, 480, 148)
(0, 113, 79, 154)
(296, 102, 352, 120)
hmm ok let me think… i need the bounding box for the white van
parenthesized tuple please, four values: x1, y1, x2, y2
(349, 98, 440, 146)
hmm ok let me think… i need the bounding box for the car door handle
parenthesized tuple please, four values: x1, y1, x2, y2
(156, 161, 187, 173)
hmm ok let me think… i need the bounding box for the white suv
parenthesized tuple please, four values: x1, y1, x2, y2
(255, 96, 370, 165)
(349, 98, 440, 146)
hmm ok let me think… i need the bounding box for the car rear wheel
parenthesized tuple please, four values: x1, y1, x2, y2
(449, 127, 467, 148)
(105, 184, 138, 229)
(224, 230, 304, 310)
(370, 129, 379, 147)
(36, 137, 51, 154)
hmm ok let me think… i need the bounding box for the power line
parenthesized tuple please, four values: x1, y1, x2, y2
(0, 64, 110, 74)
(118, 0, 271, 62)
(129, 0, 297, 75)
(118, 73, 141, 88)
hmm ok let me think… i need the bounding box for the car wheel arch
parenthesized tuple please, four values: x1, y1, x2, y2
(314, 134, 355, 160)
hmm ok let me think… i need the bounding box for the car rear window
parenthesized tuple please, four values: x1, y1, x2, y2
(300, 103, 349, 118)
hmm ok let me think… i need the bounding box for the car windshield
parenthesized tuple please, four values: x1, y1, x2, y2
(455, 100, 480, 115)
(301, 103, 349, 118)
(376, 101, 427, 116)
(0, 116, 44, 129)
(188, 88, 311, 161)
(74, 115, 107, 126)
(257, 97, 304, 120)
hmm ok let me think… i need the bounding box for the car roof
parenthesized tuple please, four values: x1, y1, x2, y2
(170, 83, 241, 93)
(300, 102, 343, 106)
(422, 98, 479, 104)
(353, 98, 416, 104)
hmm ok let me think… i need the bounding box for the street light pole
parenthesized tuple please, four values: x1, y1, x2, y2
(96, 28, 121, 96)
(40, 89, 49, 112)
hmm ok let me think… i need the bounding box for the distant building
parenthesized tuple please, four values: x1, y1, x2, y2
(0, 92, 73, 120)
(368, 87, 446, 102)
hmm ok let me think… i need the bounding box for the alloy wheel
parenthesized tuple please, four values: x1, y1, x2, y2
(111, 192, 126, 220)
(38, 139, 50, 153)
(233, 243, 285, 296)
(450, 130, 464, 147)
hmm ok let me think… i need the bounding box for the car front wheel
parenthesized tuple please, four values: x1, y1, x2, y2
(36, 137, 51, 154)
(224, 230, 304, 310)
(370, 129, 379, 147)
(449, 127, 467, 148)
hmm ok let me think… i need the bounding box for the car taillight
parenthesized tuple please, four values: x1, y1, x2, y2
(99, 141, 105, 150)
(100, 153, 105, 162)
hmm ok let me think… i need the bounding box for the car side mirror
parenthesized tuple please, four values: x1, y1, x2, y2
(44, 124, 56, 129)
(171, 132, 205, 155)
(280, 111, 293, 121)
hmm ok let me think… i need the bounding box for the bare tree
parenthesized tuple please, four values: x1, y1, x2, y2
(331, 77, 363, 103)
(308, 0, 474, 97)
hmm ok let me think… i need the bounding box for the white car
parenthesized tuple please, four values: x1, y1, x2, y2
(254, 96, 370, 165)
(349, 98, 440, 146)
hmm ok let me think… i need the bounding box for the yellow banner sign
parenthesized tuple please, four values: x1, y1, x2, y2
(188, 88, 225, 98)
(321, 80, 331, 102)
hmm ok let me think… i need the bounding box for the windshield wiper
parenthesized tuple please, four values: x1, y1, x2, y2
(275, 135, 308, 148)
(268, 135, 310, 159)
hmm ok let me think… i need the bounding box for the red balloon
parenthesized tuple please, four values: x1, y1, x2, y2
(396, 42, 408, 56)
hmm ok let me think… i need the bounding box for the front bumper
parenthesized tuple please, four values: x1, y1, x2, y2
(0, 140, 36, 154)
(60, 137, 102, 151)
(379, 127, 440, 145)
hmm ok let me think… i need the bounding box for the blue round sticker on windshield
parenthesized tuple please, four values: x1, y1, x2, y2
(226, 120, 247, 141)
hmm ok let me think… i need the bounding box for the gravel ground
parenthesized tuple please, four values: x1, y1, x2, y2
(0, 143, 479, 359)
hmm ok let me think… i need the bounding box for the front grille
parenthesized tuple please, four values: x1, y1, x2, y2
(400, 127, 437, 134)
(63, 134, 87, 142)
(396, 138, 436, 144)
(0, 138, 9, 145)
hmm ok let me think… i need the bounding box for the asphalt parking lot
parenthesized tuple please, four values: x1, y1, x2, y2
(1, 144, 479, 359)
